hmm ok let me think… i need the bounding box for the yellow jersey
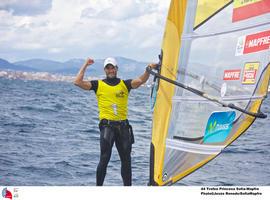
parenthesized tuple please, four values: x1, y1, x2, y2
(96, 80, 129, 120)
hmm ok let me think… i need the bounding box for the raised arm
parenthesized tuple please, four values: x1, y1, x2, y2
(131, 63, 158, 89)
(73, 58, 94, 90)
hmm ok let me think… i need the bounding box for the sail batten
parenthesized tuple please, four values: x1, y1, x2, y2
(166, 139, 225, 154)
(184, 21, 270, 39)
(172, 95, 265, 102)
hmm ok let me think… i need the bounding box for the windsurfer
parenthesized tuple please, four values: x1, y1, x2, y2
(74, 57, 157, 186)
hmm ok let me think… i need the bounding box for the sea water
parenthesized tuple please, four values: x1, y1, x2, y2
(0, 78, 269, 186)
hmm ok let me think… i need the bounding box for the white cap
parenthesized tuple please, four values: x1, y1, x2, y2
(104, 57, 118, 68)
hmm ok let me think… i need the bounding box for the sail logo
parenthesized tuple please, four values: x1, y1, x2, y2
(236, 30, 270, 56)
(242, 62, 260, 84)
(232, 0, 270, 22)
(204, 111, 236, 144)
(208, 121, 230, 134)
(223, 69, 241, 80)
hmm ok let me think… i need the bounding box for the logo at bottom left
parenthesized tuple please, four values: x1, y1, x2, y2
(2, 187, 12, 200)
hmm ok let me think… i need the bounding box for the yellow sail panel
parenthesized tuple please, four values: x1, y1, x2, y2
(150, 0, 187, 186)
(194, 0, 231, 28)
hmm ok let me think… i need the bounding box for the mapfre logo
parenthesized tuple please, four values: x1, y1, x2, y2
(236, 30, 270, 56)
(1, 188, 12, 200)
(223, 69, 241, 80)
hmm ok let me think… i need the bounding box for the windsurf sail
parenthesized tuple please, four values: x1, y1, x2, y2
(149, 0, 270, 186)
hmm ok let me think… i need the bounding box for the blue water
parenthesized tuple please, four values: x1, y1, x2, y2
(0, 78, 269, 186)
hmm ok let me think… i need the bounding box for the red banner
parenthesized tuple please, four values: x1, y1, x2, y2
(233, 0, 270, 22)
(223, 69, 241, 80)
(244, 30, 270, 54)
(236, 30, 270, 56)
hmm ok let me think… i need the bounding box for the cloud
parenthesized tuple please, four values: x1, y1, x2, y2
(81, 0, 157, 21)
(48, 47, 63, 53)
(0, 0, 170, 62)
(13, 42, 43, 50)
(0, 0, 52, 16)
(77, 0, 169, 60)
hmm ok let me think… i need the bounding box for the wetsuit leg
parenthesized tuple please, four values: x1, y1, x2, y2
(96, 126, 115, 186)
(115, 125, 132, 186)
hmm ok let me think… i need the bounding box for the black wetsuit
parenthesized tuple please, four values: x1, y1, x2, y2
(90, 77, 134, 186)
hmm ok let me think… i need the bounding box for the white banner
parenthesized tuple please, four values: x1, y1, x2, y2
(0, 186, 269, 200)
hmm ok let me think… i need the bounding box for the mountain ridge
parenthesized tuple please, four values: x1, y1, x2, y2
(0, 57, 148, 78)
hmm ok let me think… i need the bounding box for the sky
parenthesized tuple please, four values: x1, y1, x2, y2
(0, 0, 171, 62)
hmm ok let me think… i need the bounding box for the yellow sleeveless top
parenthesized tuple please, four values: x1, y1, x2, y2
(96, 80, 129, 120)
